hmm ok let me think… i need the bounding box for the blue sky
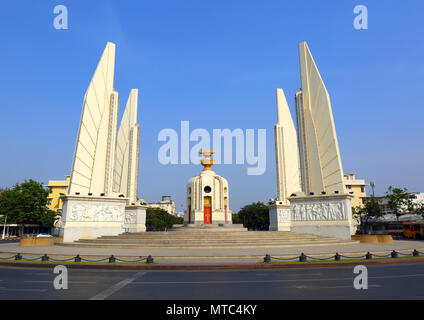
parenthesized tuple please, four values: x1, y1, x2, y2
(0, 0, 423, 212)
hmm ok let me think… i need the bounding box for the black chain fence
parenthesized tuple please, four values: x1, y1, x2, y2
(264, 249, 424, 263)
(1, 250, 423, 265)
(0, 253, 155, 264)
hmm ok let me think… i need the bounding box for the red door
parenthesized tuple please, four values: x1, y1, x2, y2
(204, 206, 212, 224)
(188, 205, 191, 224)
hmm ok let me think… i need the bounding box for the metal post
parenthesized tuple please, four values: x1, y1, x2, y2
(370, 181, 375, 197)
(1, 213, 7, 240)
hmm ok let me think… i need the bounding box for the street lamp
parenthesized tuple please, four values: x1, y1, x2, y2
(370, 181, 375, 197)
(1, 213, 7, 240)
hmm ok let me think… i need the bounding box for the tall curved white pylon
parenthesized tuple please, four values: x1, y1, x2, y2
(68, 42, 119, 196)
(274, 88, 301, 204)
(296, 42, 345, 195)
(113, 89, 140, 204)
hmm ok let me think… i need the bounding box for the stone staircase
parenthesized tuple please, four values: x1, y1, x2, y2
(57, 227, 358, 249)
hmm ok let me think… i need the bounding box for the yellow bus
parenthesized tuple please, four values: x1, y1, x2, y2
(402, 222, 424, 239)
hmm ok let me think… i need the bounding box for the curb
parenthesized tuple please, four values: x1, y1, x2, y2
(1, 257, 424, 271)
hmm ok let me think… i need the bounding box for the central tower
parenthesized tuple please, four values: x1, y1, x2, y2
(185, 150, 232, 225)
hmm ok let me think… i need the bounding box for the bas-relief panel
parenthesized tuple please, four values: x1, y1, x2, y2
(291, 201, 346, 221)
(67, 203, 124, 222)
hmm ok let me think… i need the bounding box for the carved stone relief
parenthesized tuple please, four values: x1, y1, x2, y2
(67, 203, 124, 222)
(291, 201, 346, 221)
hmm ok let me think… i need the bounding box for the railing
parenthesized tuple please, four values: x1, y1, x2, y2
(0, 253, 155, 264)
(263, 249, 423, 263)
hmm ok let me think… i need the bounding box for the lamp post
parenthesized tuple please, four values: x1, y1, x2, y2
(370, 181, 375, 197)
(1, 213, 7, 240)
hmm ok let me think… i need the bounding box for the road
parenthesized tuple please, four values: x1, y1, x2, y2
(0, 263, 423, 300)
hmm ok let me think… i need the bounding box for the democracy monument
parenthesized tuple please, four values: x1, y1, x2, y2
(185, 150, 232, 226)
(269, 42, 354, 240)
(60, 42, 146, 242)
(58, 40, 355, 243)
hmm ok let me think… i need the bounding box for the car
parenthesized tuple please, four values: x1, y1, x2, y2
(36, 233, 53, 238)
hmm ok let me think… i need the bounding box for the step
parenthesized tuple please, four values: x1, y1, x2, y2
(96, 233, 322, 239)
(94, 235, 325, 240)
(75, 237, 335, 244)
(58, 240, 358, 249)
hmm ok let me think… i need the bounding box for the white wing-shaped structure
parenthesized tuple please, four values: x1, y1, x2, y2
(296, 42, 345, 195)
(68, 42, 119, 196)
(274, 89, 301, 204)
(113, 89, 140, 204)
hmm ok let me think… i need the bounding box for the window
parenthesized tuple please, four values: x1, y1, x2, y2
(361, 186, 365, 193)
(347, 185, 352, 190)
(204, 186, 212, 194)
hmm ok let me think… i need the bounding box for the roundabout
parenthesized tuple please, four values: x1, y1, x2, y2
(0, 230, 423, 269)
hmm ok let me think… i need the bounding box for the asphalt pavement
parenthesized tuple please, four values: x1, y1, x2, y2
(0, 263, 423, 300)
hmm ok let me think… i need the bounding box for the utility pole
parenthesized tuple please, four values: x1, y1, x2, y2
(1, 213, 7, 240)
(370, 181, 375, 197)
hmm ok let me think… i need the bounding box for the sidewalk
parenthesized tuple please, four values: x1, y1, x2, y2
(0, 240, 423, 263)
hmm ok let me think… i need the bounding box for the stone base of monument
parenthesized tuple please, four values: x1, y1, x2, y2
(268, 203, 291, 231)
(186, 209, 233, 226)
(166, 223, 247, 233)
(288, 194, 354, 240)
(124, 204, 147, 233)
(181, 223, 247, 232)
(59, 195, 128, 243)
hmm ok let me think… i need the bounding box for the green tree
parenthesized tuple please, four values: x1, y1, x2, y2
(173, 215, 184, 225)
(0, 180, 55, 236)
(232, 213, 241, 224)
(237, 202, 269, 231)
(413, 201, 424, 218)
(0, 188, 20, 224)
(146, 208, 182, 231)
(353, 196, 383, 234)
(386, 186, 414, 221)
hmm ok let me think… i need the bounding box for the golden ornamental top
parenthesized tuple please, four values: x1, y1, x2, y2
(199, 150, 215, 171)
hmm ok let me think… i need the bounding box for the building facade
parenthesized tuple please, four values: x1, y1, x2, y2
(47, 175, 70, 213)
(343, 173, 367, 208)
(146, 196, 176, 216)
(366, 192, 424, 221)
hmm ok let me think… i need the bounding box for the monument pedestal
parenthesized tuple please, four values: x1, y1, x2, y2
(289, 194, 354, 240)
(124, 204, 147, 233)
(186, 209, 231, 226)
(59, 195, 128, 243)
(186, 150, 233, 226)
(269, 202, 291, 231)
